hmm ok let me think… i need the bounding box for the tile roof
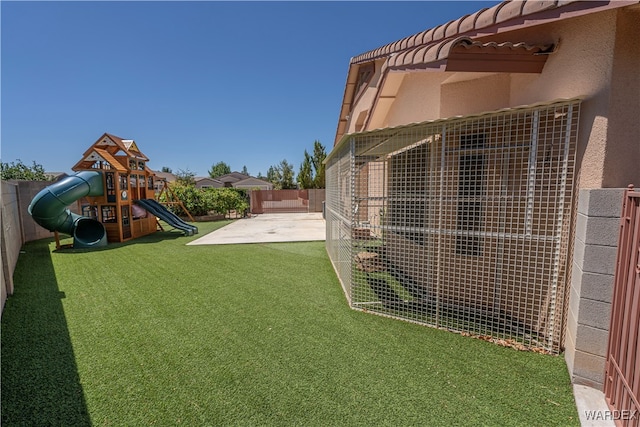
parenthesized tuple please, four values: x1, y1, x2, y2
(388, 36, 554, 72)
(234, 177, 272, 186)
(152, 171, 177, 182)
(217, 172, 251, 183)
(350, 0, 591, 65)
(334, 0, 638, 145)
(195, 176, 224, 184)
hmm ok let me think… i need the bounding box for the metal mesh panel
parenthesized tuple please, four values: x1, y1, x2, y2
(325, 99, 580, 353)
(326, 140, 355, 302)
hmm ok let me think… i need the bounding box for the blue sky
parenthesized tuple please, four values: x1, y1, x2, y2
(2, 1, 498, 178)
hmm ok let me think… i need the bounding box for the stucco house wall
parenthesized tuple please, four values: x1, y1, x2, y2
(329, 0, 640, 392)
(440, 73, 511, 118)
(381, 73, 446, 127)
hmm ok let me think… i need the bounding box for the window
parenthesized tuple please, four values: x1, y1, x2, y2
(106, 172, 116, 203)
(82, 205, 98, 220)
(456, 134, 485, 256)
(101, 206, 117, 223)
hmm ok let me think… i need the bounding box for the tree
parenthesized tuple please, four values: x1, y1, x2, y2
(266, 165, 280, 189)
(209, 188, 249, 217)
(160, 186, 249, 218)
(311, 140, 327, 189)
(241, 165, 249, 176)
(1, 160, 50, 181)
(161, 166, 173, 173)
(296, 140, 327, 189)
(279, 159, 296, 189)
(175, 168, 196, 186)
(209, 161, 231, 179)
(266, 160, 296, 190)
(297, 151, 314, 189)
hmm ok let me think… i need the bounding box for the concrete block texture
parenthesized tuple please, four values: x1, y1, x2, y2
(565, 189, 625, 390)
(568, 283, 581, 325)
(565, 313, 577, 371)
(573, 270, 614, 304)
(571, 350, 606, 389)
(577, 298, 613, 331)
(16, 181, 54, 243)
(575, 213, 621, 247)
(1, 182, 23, 299)
(575, 324, 610, 357)
(574, 243, 619, 276)
(577, 188, 626, 217)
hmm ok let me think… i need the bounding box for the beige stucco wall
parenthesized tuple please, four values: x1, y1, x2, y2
(440, 73, 511, 118)
(382, 73, 447, 126)
(522, 6, 640, 189)
(501, 10, 619, 189)
(602, 6, 640, 188)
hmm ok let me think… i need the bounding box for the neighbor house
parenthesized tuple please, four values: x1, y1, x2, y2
(151, 170, 176, 193)
(216, 172, 274, 190)
(325, 0, 639, 396)
(194, 176, 224, 189)
(232, 176, 273, 190)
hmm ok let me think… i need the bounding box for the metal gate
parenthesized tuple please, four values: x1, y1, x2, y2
(251, 190, 309, 214)
(250, 190, 325, 214)
(605, 185, 640, 425)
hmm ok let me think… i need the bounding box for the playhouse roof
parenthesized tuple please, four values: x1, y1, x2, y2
(72, 132, 150, 171)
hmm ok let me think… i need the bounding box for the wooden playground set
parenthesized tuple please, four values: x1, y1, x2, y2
(28, 133, 196, 249)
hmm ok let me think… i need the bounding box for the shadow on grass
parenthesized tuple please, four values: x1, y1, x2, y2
(52, 228, 188, 254)
(1, 239, 91, 426)
(52, 219, 231, 254)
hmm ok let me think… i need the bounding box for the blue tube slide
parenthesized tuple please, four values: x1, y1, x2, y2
(28, 171, 108, 249)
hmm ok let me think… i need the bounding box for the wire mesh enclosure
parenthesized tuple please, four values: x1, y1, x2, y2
(325, 99, 581, 353)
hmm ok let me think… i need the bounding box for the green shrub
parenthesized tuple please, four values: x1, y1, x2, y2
(208, 187, 249, 216)
(160, 184, 249, 218)
(160, 183, 212, 216)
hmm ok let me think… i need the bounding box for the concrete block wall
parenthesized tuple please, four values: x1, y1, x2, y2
(565, 188, 625, 389)
(1, 181, 23, 311)
(1, 180, 54, 314)
(16, 181, 56, 243)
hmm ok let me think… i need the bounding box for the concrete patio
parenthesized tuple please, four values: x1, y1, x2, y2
(187, 213, 325, 245)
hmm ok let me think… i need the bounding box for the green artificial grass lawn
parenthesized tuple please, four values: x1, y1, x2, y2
(2, 220, 579, 426)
